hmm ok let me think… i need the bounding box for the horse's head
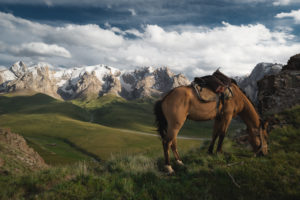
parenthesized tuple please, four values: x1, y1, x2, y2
(248, 120, 269, 156)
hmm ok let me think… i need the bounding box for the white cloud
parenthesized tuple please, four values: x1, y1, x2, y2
(3, 42, 71, 58)
(0, 11, 299, 78)
(273, 0, 300, 6)
(275, 9, 300, 23)
(128, 8, 137, 16)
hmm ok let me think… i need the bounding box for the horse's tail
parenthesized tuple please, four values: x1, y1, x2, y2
(154, 100, 167, 140)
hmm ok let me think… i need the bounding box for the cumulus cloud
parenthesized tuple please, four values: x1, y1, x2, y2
(275, 9, 300, 23)
(0, 11, 299, 78)
(3, 42, 71, 58)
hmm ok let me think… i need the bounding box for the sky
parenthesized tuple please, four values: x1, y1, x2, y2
(0, 0, 300, 78)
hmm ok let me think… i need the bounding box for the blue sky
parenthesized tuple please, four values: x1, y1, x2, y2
(0, 0, 300, 77)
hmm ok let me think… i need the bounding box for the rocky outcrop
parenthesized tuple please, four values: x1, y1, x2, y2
(58, 71, 103, 100)
(6, 64, 60, 99)
(238, 63, 282, 103)
(121, 67, 190, 99)
(0, 128, 47, 174)
(257, 54, 300, 115)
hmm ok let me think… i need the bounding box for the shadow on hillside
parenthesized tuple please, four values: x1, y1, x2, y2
(0, 93, 90, 121)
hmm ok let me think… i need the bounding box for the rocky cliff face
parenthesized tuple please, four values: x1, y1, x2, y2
(0, 62, 190, 100)
(0, 128, 47, 174)
(5, 62, 60, 99)
(238, 63, 282, 103)
(257, 54, 300, 115)
(120, 67, 190, 99)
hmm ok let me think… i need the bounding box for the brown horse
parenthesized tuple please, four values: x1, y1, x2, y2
(154, 83, 268, 174)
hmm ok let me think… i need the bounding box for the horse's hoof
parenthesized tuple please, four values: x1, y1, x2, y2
(176, 160, 184, 166)
(164, 165, 175, 175)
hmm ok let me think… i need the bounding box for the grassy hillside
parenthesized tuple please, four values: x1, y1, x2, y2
(0, 106, 299, 200)
(0, 94, 202, 165)
(72, 95, 244, 137)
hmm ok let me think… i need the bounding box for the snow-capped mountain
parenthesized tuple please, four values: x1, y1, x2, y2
(0, 61, 190, 100)
(120, 66, 190, 99)
(238, 63, 282, 103)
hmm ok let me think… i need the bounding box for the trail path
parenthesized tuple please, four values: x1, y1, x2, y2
(115, 128, 211, 141)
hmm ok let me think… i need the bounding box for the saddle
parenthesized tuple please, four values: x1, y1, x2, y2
(191, 70, 234, 115)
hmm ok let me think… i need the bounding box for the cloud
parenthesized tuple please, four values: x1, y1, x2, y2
(275, 9, 300, 23)
(0, 11, 299, 78)
(128, 8, 137, 16)
(3, 42, 71, 58)
(273, 0, 299, 6)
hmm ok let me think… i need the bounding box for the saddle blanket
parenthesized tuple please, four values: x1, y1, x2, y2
(192, 83, 234, 102)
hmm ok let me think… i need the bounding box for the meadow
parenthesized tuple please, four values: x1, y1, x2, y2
(0, 93, 208, 164)
(0, 106, 299, 199)
(0, 93, 299, 200)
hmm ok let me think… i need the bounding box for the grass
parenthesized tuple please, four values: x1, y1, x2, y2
(0, 96, 299, 199)
(72, 95, 245, 137)
(0, 93, 203, 165)
(0, 109, 299, 200)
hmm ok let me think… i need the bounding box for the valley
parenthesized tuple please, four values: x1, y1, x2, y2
(0, 93, 215, 165)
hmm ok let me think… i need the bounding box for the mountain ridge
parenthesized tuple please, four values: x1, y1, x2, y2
(0, 62, 190, 100)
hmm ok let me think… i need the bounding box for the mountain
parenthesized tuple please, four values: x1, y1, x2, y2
(120, 66, 190, 99)
(257, 54, 300, 115)
(0, 62, 190, 100)
(237, 63, 282, 103)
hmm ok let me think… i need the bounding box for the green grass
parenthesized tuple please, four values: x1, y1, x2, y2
(0, 99, 299, 199)
(0, 113, 202, 164)
(72, 95, 244, 137)
(0, 111, 299, 200)
(0, 93, 244, 165)
(0, 94, 204, 165)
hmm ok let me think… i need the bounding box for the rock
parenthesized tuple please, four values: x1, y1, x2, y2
(1, 62, 189, 100)
(121, 66, 190, 99)
(257, 54, 300, 115)
(70, 71, 103, 100)
(10, 61, 28, 78)
(282, 54, 300, 71)
(238, 63, 282, 103)
(6, 64, 60, 99)
(0, 128, 47, 172)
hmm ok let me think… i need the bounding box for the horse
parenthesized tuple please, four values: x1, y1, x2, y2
(154, 83, 269, 174)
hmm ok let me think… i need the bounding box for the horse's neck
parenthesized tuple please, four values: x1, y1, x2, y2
(238, 90, 260, 130)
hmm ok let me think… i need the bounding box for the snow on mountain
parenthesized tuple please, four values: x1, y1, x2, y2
(238, 63, 282, 103)
(10, 61, 28, 78)
(120, 66, 190, 99)
(1, 61, 189, 100)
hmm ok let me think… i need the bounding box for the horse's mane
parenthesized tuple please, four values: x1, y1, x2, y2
(231, 80, 266, 126)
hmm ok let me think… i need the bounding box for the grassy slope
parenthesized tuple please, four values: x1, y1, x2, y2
(0, 106, 299, 200)
(72, 95, 244, 138)
(0, 94, 202, 165)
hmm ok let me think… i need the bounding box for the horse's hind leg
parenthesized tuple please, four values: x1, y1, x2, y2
(163, 122, 184, 174)
(171, 138, 184, 165)
(162, 139, 174, 174)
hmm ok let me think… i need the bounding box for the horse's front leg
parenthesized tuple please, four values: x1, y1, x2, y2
(208, 119, 220, 154)
(216, 114, 233, 153)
